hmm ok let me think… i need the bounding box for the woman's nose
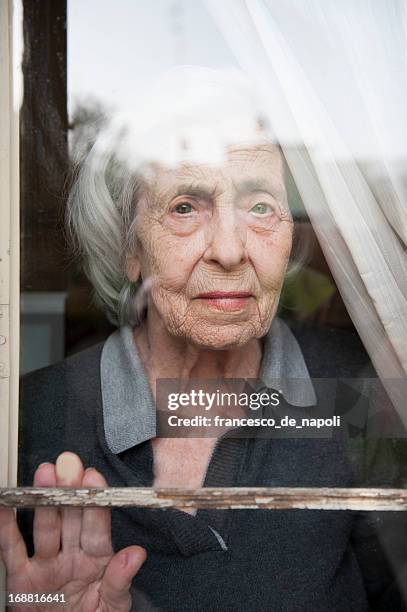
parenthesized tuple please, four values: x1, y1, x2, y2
(202, 209, 248, 270)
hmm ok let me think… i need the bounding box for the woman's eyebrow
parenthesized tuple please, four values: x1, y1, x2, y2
(233, 178, 283, 197)
(164, 183, 217, 200)
(155, 179, 283, 205)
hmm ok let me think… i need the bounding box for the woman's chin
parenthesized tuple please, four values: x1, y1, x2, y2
(179, 322, 264, 351)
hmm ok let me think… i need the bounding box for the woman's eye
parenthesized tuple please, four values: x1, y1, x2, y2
(173, 202, 194, 214)
(250, 202, 273, 216)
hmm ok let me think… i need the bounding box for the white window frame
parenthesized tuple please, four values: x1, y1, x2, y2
(0, 0, 20, 492)
(0, 0, 20, 605)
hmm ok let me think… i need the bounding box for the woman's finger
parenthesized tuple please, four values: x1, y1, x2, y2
(33, 462, 61, 559)
(55, 452, 84, 554)
(100, 545, 147, 609)
(0, 507, 28, 576)
(80, 468, 113, 557)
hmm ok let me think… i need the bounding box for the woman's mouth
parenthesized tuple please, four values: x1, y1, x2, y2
(195, 292, 253, 312)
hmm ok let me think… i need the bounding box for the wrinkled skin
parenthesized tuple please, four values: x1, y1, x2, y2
(127, 144, 294, 350)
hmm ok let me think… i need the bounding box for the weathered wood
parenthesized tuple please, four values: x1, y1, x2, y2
(1, 487, 407, 511)
(1, 1, 21, 607)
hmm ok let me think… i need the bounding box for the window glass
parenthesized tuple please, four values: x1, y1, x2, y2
(12, 2, 407, 611)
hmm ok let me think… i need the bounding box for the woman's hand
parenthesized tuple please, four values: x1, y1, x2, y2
(0, 452, 146, 611)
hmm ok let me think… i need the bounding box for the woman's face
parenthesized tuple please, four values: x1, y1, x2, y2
(127, 144, 293, 349)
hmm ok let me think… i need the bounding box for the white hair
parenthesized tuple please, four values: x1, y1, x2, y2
(66, 66, 279, 326)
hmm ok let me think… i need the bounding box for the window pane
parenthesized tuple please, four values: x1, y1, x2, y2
(13, 2, 407, 611)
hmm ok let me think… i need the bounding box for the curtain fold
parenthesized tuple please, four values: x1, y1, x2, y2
(205, 0, 407, 420)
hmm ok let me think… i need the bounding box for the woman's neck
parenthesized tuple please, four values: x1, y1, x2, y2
(133, 308, 263, 382)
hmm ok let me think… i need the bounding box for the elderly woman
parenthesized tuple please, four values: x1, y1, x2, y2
(1, 68, 406, 611)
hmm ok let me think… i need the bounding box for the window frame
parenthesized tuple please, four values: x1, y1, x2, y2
(0, 0, 20, 492)
(0, 0, 21, 605)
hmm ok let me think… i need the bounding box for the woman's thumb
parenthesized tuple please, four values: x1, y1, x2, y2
(100, 545, 147, 608)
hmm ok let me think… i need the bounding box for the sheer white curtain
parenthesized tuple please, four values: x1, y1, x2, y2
(206, 0, 407, 423)
(205, 0, 407, 420)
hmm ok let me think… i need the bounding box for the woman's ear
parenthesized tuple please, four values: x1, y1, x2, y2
(125, 254, 141, 283)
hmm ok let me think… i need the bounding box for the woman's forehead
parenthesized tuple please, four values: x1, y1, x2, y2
(142, 144, 284, 198)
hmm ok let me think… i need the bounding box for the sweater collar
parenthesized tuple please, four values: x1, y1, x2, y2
(101, 317, 316, 454)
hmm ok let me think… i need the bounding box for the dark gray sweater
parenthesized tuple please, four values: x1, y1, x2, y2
(17, 324, 407, 611)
